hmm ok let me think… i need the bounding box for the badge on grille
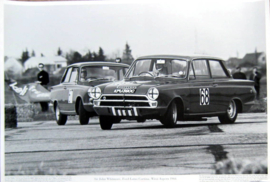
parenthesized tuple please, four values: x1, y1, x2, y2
(114, 88, 136, 93)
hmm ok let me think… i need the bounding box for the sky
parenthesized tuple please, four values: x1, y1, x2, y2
(4, 0, 267, 60)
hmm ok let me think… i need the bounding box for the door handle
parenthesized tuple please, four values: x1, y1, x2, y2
(213, 84, 218, 87)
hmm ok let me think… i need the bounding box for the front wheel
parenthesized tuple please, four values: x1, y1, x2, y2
(79, 100, 90, 125)
(99, 116, 114, 130)
(160, 100, 178, 128)
(218, 100, 238, 124)
(55, 103, 67, 125)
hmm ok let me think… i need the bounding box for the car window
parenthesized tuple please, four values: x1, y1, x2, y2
(192, 60, 210, 79)
(118, 69, 124, 80)
(80, 66, 124, 82)
(124, 68, 129, 75)
(62, 67, 72, 83)
(132, 59, 152, 76)
(209, 60, 227, 78)
(127, 59, 187, 78)
(171, 60, 187, 77)
(69, 68, 79, 83)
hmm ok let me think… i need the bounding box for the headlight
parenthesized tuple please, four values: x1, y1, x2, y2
(87, 87, 93, 97)
(147, 87, 159, 100)
(89, 87, 102, 99)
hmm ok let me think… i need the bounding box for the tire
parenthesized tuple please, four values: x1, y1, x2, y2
(99, 116, 113, 130)
(160, 100, 178, 128)
(79, 100, 90, 125)
(55, 103, 67, 125)
(218, 99, 238, 124)
(113, 118, 121, 123)
(137, 118, 146, 123)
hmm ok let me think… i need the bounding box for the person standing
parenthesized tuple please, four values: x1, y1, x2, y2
(232, 66, 246, 79)
(37, 63, 50, 111)
(249, 67, 261, 99)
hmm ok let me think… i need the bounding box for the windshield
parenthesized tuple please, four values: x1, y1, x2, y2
(80, 66, 123, 82)
(126, 59, 187, 78)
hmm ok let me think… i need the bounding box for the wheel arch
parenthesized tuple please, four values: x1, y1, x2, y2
(53, 100, 58, 111)
(232, 98, 243, 113)
(75, 97, 83, 115)
(168, 96, 185, 120)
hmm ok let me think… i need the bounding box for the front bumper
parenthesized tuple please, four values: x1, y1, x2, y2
(93, 94, 167, 118)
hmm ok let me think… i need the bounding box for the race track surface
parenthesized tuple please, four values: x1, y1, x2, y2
(5, 113, 267, 175)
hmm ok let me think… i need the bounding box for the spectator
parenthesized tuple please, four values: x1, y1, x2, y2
(249, 67, 261, 99)
(37, 63, 49, 111)
(37, 63, 49, 86)
(232, 66, 246, 79)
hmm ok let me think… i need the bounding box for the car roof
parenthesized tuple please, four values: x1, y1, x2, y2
(136, 55, 223, 61)
(68, 61, 130, 68)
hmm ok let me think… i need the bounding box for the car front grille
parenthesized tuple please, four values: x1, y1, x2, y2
(101, 96, 147, 100)
(99, 95, 150, 107)
(100, 102, 150, 107)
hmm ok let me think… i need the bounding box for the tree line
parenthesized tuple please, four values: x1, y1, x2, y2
(20, 43, 134, 65)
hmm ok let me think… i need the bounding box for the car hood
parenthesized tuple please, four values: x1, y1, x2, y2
(100, 77, 187, 95)
(80, 80, 114, 87)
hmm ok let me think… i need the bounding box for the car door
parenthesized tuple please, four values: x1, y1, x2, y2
(208, 59, 231, 112)
(56, 67, 73, 111)
(188, 59, 215, 114)
(64, 67, 79, 112)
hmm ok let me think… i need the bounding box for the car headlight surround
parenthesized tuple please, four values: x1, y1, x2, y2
(89, 87, 102, 99)
(87, 87, 93, 97)
(147, 87, 159, 100)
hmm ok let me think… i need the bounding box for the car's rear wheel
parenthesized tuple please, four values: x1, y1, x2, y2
(55, 103, 67, 125)
(218, 99, 238, 124)
(79, 100, 90, 125)
(160, 100, 178, 128)
(99, 116, 113, 130)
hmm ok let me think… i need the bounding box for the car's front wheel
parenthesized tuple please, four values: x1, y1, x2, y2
(55, 103, 67, 125)
(79, 100, 90, 125)
(160, 100, 178, 128)
(99, 116, 113, 130)
(218, 99, 238, 124)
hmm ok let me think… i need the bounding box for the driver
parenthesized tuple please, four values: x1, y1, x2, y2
(80, 68, 87, 81)
(155, 63, 167, 76)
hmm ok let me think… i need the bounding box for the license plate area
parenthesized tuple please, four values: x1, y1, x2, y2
(112, 107, 138, 116)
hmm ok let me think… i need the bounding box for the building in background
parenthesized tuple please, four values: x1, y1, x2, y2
(4, 57, 24, 79)
(226, 50, 266, 79)
(241, 52, 266, 68)
(24, 56, 67, 74)
(226, 57, 242, 69)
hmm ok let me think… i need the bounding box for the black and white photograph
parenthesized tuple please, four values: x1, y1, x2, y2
(1, 0, 269, 181)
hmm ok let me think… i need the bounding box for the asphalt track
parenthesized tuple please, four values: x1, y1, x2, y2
(5, 113, 267, 175)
